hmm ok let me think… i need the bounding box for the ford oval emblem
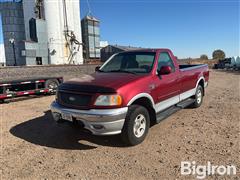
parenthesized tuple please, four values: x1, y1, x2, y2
(69, 96, 76, 101)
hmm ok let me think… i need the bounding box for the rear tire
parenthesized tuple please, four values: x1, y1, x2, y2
(191, 85, 203, 108)
(121, 105, 150, 146)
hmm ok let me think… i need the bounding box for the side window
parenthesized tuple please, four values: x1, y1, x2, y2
(135, 55, 155, 72)
(158, 52, 175, 72)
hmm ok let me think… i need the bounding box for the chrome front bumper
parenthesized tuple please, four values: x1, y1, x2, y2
(50, 101, 128, 135)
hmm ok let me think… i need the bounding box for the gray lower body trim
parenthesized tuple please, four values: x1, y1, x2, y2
(154, 87, 197, 113)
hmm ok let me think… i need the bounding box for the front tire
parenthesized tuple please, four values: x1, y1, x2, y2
(121, 105, 150, 146)
(191, 85, 203, 108)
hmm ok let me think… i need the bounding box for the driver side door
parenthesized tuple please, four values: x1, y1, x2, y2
(151, 52, 180, 113)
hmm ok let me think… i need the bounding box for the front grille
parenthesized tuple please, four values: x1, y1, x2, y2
(58, 91, 92, 109)
(59, 83, 116, 93)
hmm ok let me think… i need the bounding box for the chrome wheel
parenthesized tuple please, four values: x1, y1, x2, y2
(197, 89, 202, 104)
(133, 114, 146, 138)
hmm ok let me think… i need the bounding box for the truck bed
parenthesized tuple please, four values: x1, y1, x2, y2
(179, 64, 208, 71)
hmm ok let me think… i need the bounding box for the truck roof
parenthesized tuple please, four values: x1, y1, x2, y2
(121, 48, 172, 53)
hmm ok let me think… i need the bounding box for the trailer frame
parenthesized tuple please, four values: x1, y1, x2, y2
(0, 77, 63, 102)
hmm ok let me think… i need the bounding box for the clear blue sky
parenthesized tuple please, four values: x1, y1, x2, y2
(80, 0, 239, 58)
(0, 0, 239, 58)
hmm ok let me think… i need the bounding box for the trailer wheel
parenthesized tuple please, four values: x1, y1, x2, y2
(121, 105, 150, 146)
(191, 85, 203, 108)
(45, 79, 59, 93)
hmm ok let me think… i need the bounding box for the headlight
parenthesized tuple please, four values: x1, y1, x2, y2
(94, 94, 122, 106)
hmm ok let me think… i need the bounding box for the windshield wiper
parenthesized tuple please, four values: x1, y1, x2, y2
(97, 69, 105, 72)
(107, 70, 137, 74)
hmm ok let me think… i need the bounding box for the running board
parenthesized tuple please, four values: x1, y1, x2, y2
(156, 106, 181, 123)
(176, 98, 195, 108)
(156, 98, 195, 123)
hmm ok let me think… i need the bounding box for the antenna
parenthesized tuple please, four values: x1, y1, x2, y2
(86, 0, 92, 16)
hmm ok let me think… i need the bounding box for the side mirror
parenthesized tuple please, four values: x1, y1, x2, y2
(158, 66, 172, 75)
(95, 66, 101, 72)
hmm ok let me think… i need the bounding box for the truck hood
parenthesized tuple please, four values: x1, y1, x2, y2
(59, 72, 143, 93)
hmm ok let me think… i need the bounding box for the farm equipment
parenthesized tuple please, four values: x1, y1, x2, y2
(213, 57, 240, 70)
(235, 57, 240, 70)
(225, 58, 236, 69)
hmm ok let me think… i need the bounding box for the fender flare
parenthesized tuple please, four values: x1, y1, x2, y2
(195, 76, 205, 89)
(127, 93, 155, 108)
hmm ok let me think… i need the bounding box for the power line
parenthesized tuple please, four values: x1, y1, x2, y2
(86, 0, 92, 16)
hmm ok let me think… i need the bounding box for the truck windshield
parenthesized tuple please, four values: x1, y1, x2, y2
(100, 52, 156, 74)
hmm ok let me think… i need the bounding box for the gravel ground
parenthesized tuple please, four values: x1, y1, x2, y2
(0, 70, 239, 179)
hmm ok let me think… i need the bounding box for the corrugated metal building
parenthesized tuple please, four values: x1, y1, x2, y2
(0, 0, 83, 66)
(100, 45, 142, 62)
(0, 0, 48, 66)
(0, 1, 26, 66)
(23, 18, 48, 65)
(81, 15, 100, 61)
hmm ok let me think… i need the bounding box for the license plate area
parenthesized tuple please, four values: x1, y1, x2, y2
(62, 112, 72, 121)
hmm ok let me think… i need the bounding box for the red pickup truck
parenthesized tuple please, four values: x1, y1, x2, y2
(51, 49, 209, 145)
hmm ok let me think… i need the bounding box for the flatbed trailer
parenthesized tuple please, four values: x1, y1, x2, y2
(0, 77, 63, 102)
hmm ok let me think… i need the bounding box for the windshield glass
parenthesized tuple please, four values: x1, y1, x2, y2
(100, 52, 156, 74)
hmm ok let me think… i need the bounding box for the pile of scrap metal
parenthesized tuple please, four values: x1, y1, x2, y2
(213, 56, 240, 70)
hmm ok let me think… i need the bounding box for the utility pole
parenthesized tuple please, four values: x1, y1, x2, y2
(9, 38, 17, 66)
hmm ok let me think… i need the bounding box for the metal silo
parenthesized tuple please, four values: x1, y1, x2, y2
(44, 0, 83, 64)
(81, 15, 100, 61)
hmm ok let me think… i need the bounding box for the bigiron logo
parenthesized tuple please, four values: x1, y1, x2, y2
(181, 161, 237, 179)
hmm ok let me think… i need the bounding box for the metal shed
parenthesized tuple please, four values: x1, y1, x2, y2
(100, 45, 141, 62)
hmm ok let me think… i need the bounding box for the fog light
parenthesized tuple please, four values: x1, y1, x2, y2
(93, 125, 104, 130)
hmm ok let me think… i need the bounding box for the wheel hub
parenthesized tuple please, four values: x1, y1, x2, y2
(133, 114, 146, 138)
(197, 89, 202, 104)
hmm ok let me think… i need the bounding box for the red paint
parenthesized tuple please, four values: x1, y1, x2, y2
(159, 66, 172, 75)
(16, 91, 36, 96)
(16, 92, 25, 95)
(38, 80, 45, 83)
(0, 95, 7, 99)
(63, 49, 209, 108)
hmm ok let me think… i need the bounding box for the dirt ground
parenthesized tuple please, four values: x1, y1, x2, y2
(0, 70, 239, 179)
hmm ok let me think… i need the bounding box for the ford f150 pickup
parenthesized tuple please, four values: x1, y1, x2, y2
(51, 49, 209, 145)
